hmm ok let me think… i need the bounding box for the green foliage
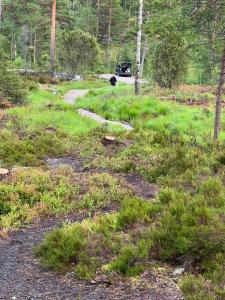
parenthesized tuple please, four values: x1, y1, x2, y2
(0, 130, 68, 167)
(105, 244, 139, 275)
(80, 173, 131, 211)
(35, 224, 87, 270)
(37, 53, 50, 72)
(152, 34, 189, 88)
(0, 168, 78, 231)
(0, 201, 11, 215)
(180, 274, 217, 300)
(152, 182, 225, 261)
(59, 29, 100, 73)
(0, 54, 27, 104)
(180, 253, 225, 300)
(117, 198, 154, 229)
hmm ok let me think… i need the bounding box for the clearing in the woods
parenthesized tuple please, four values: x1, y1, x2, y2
(0, 78, 225, 300)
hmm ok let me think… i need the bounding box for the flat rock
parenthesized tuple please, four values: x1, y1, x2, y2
(0, 168, 10, 176)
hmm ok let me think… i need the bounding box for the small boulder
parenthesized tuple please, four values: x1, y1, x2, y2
(0, 168, 10, 177)
(173, 267, 185, 277)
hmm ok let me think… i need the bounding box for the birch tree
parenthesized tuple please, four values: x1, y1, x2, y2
(135, 0, 143, 95)
(50, 0, 56, 78)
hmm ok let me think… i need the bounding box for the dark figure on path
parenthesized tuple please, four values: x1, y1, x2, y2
(109, 76, 117, 86)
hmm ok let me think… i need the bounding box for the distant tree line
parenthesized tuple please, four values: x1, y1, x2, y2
(0, 0, 223, 87)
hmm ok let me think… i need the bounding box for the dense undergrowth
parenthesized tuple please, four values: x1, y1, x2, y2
(0, 79, 225, 299)
(0, 169, 132, 235)
(36, 128, 225, 299)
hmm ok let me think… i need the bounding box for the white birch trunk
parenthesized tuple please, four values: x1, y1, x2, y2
(50, 0, 57, 78)
(135, 0, 143, 95)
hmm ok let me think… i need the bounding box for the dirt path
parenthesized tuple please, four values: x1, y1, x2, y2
(0, 213, 183, 300)
(63, 90, 134, 131)
(63, 89, 89, 104)
(77, 109, 133, 130)
(46, 156, 159, 200)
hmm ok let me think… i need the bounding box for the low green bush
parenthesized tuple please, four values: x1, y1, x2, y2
(105, 244, 139, 275)
(117, 198, 155, 229)
(24, 79, 39, 91)
(80, 173, 131, 210)
(0, 130, 70, 167)
(35, 224, 87, 270)
(151, 183, 225, 261)
(0, 168, 79, 231)
(0, 201, 11, 215)
(180, 273, 217, 300)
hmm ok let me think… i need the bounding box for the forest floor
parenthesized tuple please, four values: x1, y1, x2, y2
(0, 211, 182, 300)
(0, 161, 182, 300)
(0, 79, 224, 300)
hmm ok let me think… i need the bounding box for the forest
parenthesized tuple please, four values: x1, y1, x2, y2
(0, 1, 225, 299)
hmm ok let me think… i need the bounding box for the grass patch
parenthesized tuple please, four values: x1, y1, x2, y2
(75, 84, 225, 141)
(57, 79, 108, 95)
(8, 89, 100, 136)
(0, 130, 71, 167)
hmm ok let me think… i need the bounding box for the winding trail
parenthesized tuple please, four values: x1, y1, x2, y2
(63, 89, 133, 131)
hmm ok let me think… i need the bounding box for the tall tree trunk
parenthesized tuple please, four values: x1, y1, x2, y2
(50, 0, 56, 78)
(96, 0, 100, 39)
(207, 2, 218, 83)
(106, 0, 112, 66)
(33, 31, 37, 65)
(140, 35, 148, 78)
(214, 45, 225, 141)
(135, 0, 143, 95)
(127, 1, 131, 30)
